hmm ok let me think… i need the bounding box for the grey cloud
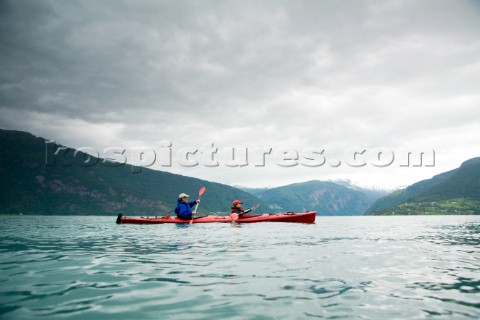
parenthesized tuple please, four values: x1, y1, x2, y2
(1, 0, 479, 188)
(2, 1, 478, 116)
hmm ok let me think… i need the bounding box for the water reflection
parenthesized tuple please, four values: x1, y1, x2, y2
(415, 221, 480, 247)
(408, 277, 480, 294)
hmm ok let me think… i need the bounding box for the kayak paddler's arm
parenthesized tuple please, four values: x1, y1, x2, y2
(188, 199, 199, 207)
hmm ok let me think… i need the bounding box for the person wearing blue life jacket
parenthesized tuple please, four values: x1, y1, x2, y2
(175, 193, 200, 220)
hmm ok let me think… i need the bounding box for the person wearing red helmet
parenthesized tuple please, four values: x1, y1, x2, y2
(231, 199, 252, 216)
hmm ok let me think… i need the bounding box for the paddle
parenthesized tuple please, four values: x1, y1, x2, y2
(190, 186, 206, 224)
(250, 204, 260, 211)
(230, 212, 239, 223)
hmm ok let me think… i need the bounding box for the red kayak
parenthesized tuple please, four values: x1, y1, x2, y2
(116, 211, 316, 224)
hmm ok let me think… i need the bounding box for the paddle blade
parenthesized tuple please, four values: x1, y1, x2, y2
(230, 213, 239, 222)
(198, 186, 206, 196)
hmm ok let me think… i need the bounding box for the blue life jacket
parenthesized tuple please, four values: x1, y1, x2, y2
(175, 199, 197, 219)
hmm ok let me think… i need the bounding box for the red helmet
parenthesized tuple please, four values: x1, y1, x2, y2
(232, 199, 243, 206)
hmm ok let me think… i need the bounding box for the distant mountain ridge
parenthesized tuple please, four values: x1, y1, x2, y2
(366, 170, 457, 213)
(241, 180, 388, 216)
(0, 129, 259, 215)
(3, 129, 477, 216)
(368, 157, 480, 215)
(328, 179, 390, 204)
(418, 157, 480, 201)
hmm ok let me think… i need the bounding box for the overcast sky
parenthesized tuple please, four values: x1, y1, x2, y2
(1, 0, 479, 189)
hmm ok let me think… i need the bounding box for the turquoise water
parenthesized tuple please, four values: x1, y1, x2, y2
(1, 215, 479, 319)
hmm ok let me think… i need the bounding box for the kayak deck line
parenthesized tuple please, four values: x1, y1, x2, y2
(116, 211, 316, 224)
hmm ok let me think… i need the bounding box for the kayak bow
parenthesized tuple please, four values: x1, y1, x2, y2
(230, 212, 316, 223)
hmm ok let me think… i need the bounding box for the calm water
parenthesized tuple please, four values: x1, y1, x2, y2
(1, 215, 479, 319)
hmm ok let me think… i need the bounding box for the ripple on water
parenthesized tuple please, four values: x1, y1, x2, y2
(0, 215, 479, 319)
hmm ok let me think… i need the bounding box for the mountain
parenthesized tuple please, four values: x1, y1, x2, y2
(417, 157, 480, 201)
(366, 170, 457, 213)
(242, 180, 381, 216)
(368, 157, 480, 215)
(0, 129, 259, 215)
(237, 187, 269, 198)
(329, 179, 389, 204)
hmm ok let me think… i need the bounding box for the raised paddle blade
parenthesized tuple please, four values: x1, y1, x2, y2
(191, 186, 206, 224)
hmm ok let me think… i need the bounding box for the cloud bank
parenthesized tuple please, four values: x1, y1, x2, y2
(1, 0, 479, 188)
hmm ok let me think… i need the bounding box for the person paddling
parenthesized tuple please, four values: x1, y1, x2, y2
(231, 200, 253, 217)
(175, 193, 200, 220)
